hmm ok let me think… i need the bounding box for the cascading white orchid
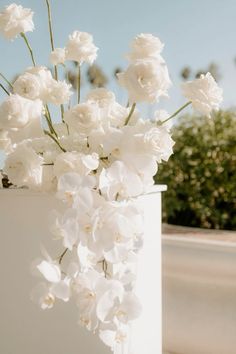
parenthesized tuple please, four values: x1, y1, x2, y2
(0, 1, 223, 352)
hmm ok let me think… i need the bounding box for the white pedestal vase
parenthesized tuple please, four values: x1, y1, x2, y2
(0, 186, 166, 354)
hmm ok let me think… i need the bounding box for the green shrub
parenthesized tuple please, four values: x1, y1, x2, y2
(155, 110, 236, 230)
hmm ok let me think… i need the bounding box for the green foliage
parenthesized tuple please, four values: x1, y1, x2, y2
(155, 110, 236, 230)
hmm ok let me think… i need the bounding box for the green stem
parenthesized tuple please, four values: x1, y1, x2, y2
(77, 65, 81, 104)
(20, 33, 36, 67)
(44, 130, 66, 153)
(0, 83, 10, 95)
(45, 0, 58, 81)
(0, 73, 13, 89)
(161, 101, 192, 125)
(125, 103, 136, 125)
(44, 104, 58, 137)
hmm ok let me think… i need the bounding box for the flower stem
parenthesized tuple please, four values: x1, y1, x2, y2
(45, 0, 58, 81)
(20, 33, 36, 67)
(125, 103, 136, 125)
(161, 101, 192, 125)
(77, 65, 81, 104)
(58, 248, 69, 264)
(0, 83, 10, 95)
(0, 73, 13, 89)
(44, 104, 58, 137)
(44, 129, 66, 153)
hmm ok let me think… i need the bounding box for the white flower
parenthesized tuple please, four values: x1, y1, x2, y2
(128, 33, 164, 61)
(64, 103, 101, 135)
(57, 172, 96, 204)
(50, 47, 66, 65)
(47, 80, 72, 105)
(0, 129, 11, 150)
(99, 161, 144, 200)
(99, 324, 129, 349)
(51, 208, 80, 250)
(37, 260, 61, 283)
(0, 94, 43, 130)
(25, 66, 53, 102)
(4, 142, 43, 188)
(181, 72, 223, 117)
(118, 59, 171, 103)
(54, 152, 99, 178)
(86, 88, 132, 128)
(0, 3, 34, 40)
(75, 270, 124, 331)
(97, 290, 142, 324)
(31, 282, 55, 310)
(13, 72, 41, 100)
(65, 30, 98, 64)
(8, 113, 44, 145)
(92, 200, 144, 263)
(86, 88, 116, 108)
(141, 124, 175, 162)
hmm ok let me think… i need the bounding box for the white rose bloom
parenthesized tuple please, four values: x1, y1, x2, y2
(0, 94, 43, 130)
(65, 30, 98, 64)
(118, 59, 171, 103)
(181, 72, 223, 117)
(4, 142, 43, 188)
(13, 72, 41, 100)
(47, 80, 72, 105)
(86, 88, 116, 108)
(86, 88, 131, 128)
(54, 152, 99, 179)
(142, 125, 175, 162)
(0, 3, 34, 40)
(128, 33, 164, 61)
(26, 66, 53, 83)
(8, 114, 44, 145)
(64, 103, 101, 135)
(25, 66, 53, 102)
(0, 129, 11, 150)
(50, 47, 66, 65)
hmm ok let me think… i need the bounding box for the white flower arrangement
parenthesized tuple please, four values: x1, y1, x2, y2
(0, 1, 223, 351)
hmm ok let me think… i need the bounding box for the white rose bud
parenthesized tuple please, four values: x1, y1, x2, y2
(64, 103, 101, 135)
(86, 88, 116, 108)
(65, 30, 98, 64)
(118, 59, 171, 103)
(47, 80, 72, 105)
(181, 72, 223, 117)
(50, 48, 66, 66)
(128, 33, 164, 61)
(0, 3, 34, 40)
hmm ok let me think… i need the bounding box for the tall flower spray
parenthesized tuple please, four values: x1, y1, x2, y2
(0, 2, 223, 351)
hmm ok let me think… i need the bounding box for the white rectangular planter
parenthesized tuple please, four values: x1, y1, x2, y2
(0, 186, 166, 354)
(163, 234, 236, 354)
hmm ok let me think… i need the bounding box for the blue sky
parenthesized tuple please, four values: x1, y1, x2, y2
(0, 0, 236, 165)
